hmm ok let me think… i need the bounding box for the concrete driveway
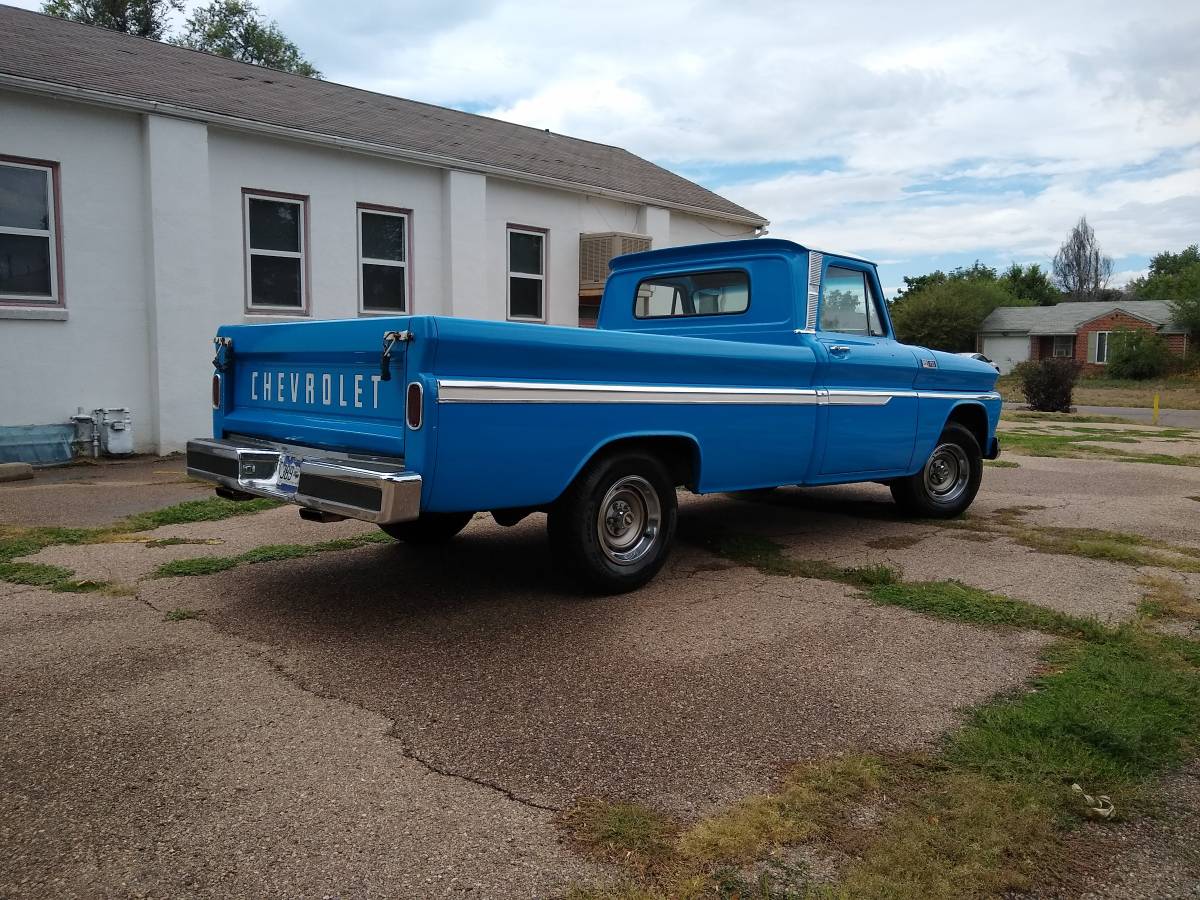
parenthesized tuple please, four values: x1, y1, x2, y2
(2, 449, 1199, 898)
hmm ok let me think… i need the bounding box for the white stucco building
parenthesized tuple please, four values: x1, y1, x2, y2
(0, 5, 765, 454)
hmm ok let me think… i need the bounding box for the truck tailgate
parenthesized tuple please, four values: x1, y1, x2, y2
(215, 317, 410, 456)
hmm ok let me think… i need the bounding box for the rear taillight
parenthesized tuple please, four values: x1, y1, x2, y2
(212, 373, 222, 410)
(406, 381, 423, 429)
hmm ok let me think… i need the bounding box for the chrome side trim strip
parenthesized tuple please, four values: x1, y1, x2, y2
(916, 391, 1002, 402)
(806, 251, 822, 331)
(435, 381, 1001, 407)
(437, 380, 820, 405)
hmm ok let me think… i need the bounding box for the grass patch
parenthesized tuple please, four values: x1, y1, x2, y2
(121, 497, 280, 531)
(712, 534, 899, 588)
(997, 426, 1200, 467)
(1003, 411, 1137, 424)
(835, 770, 1060, 900)
(563, 801, 679, 875)
(0, 496, 283, 592)
(1011, 526, 1200, 573)
(150, 531, 394, 579)
(144, 537, 223, 548)
(867, 580, 1108, 642)
(997, 374, 1200, 410)
(985, 458, 1020, 468)
(163, 607, 202, 622)
(947, 635, 1200, 790)
(1138, 575, 1200, 622)
(677, 756, 884, 866)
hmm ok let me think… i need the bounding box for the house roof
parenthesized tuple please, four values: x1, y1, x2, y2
(980, 300, 1184, 336)
(0, 5, 766, 226)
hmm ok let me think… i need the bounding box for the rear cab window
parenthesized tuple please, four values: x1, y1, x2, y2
(820, 265, 886, 337)
(634, 270, 749, 319)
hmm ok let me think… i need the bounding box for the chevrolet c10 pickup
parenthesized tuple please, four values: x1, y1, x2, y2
(187, 238, 1001, 592)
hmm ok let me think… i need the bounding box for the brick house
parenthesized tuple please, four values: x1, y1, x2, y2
(978, 301, 1189, 374)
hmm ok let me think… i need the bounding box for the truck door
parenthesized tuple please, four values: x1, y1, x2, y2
(814, 263, 919, 476)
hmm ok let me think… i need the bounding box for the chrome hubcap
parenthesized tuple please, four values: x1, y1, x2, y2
(923, 442, 970, 504)
(597, 476, 661, 566)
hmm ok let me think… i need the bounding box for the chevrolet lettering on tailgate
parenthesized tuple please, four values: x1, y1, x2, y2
(188, 239, 1001, 594)
(249, 370, 386, 410)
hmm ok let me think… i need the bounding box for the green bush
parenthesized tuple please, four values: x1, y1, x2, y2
(1013, 358, 1081, 412)
(1107, 329, 1172, 380)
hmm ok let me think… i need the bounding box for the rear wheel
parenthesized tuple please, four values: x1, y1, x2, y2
(890, 423, 982, 518)
(380, 511, 474, 544)
(548, 451, 677, 594)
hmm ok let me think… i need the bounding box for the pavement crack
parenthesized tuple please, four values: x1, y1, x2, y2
(245, 644, 562, 815)
(392, 735, 562, 813)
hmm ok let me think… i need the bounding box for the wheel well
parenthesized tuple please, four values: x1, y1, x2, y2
(946, 403, 988, 451)
(587, 435, 700, 489)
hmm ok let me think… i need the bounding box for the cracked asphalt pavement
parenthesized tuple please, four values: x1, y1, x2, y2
(2, 451, 1199, 897)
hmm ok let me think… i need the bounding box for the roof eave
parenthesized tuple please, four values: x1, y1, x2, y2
(0, 71, 769, 228)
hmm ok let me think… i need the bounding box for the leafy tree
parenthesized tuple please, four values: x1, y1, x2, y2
(41, 0, 182, 39)
(890, 279, 1025, 352)
(1122, 245, 1200, 336)
(891, 261, 997, 302)
(999, 262, 1060, 306)
(1126, 245, 1200, 308)
(173, 0, 320, 77)
(1171, 296, 1200, 338)
(1053, 216, 1113, 302)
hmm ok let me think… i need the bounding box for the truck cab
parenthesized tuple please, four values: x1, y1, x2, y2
(188, 239, 1001, 593)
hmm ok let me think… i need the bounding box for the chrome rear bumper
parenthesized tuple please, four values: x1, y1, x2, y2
(186, 437, 421, 525)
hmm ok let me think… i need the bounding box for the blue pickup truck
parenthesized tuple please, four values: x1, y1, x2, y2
(188, 239, 1000, 592)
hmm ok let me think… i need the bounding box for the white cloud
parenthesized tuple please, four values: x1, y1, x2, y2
(14, 0, 1197, 270)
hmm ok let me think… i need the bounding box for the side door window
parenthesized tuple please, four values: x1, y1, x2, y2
(819, 266, 885, 337)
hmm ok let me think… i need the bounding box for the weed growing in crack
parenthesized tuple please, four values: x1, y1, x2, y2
(163, 607, 203, 622)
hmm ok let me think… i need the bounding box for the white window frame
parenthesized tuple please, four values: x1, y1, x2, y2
(507, 225, 546, 322)
(357, 205, 410, 315)
(0, 158, 61, 307)
(1095, 331, 1111, 364)
(1052, 335, 1073, 358)
(243, 190, 308, 314)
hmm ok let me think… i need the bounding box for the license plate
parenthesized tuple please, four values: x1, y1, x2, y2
(276, 453, 302, 494)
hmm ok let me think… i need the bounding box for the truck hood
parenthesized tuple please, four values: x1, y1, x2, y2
(908, 346, 999, 392)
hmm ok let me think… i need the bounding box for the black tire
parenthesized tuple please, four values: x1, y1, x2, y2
(548, 450, 678, 594)
(890, 423, 983, 519)
(380, 511, 474, 544)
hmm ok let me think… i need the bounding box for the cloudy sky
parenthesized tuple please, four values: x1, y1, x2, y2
(19, 0, 1200, 293)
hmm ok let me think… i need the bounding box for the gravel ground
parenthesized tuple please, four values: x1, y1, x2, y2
(1, 444, 1198, 898)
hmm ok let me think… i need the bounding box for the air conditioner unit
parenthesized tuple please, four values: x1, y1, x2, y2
(579, 232, 652, 292)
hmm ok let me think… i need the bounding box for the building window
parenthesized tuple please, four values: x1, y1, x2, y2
(1092, 331, 1111, 364)
(244, 190, 307, 312)
(0, 158, 61, 306)
(358, 205, 409, 314)
(507, 226, 545, 321)
(1052, 335, 1073, 357)
(634, 270, 750, 319)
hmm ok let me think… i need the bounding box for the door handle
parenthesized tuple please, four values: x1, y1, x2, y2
(828, 345, 851, 355)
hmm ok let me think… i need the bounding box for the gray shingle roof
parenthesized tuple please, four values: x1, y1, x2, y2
(0, 5, 765, 225)
(981, 300, 1184, 335)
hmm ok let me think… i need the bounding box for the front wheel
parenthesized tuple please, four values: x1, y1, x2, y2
(890, 423, 982, 518)
(548, 451, 677, 594)
(380, 511, 474, 544)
